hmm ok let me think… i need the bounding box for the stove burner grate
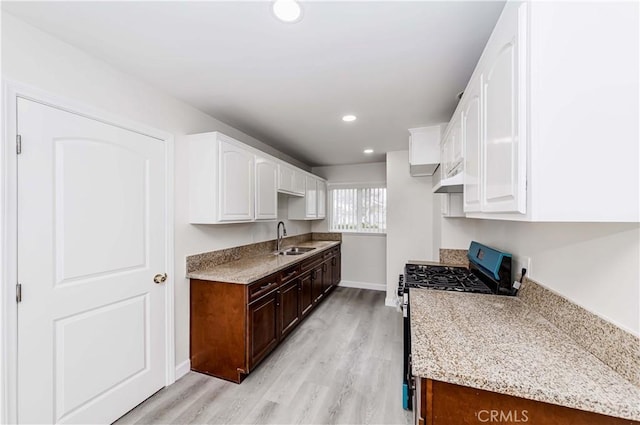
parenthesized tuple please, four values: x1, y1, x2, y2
(404, 264, 492, 294)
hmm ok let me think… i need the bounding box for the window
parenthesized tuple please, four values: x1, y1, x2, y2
(330, 186, 387, 234)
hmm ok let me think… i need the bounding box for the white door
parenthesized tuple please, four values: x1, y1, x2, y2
(17, 98, 167, 424)
(219, 141, 254, 221)
(255, 157, 278, 220)
(463, 77, 482, 213)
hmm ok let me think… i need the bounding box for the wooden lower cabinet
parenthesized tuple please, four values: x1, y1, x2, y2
(190, 244, 341, 383)
(415, 378, 639, 425)
(311, 263, 324, 303)
(279, 277, 300, 338)
(248, 289, 279, 369)
(322, 260, 332, 294)
(332, 247, 341, 285)
(300, 271, 314, 318)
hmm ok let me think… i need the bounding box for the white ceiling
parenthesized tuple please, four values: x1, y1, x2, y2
(2, 1, 505, 166)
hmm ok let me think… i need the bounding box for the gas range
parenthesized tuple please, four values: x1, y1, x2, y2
(404, 264, 492, 294)
(400, 241, 517, 411)
(400, 241, 516, 297)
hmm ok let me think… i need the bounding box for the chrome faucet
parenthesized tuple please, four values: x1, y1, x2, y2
(277, 221, 287, 252)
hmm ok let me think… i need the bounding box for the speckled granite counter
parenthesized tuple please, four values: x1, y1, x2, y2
(187, 240, 340, 284)
(410, 289, 640, 421)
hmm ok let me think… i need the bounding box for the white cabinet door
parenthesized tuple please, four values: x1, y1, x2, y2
(277, 164, 294, 194)
(463, 77, 482, 213)
(441, 131, 452, 177)
(450, 115, 463, 176)
(481, 2, 526, 213)
(292, 169, 306, 196)
(305, 176, 317, 218)
(317, 180, 326, 219)
(256, 157, 278, 220)
(219, 141, 255, 221)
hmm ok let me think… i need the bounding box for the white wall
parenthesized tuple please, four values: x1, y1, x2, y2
(1, 13, 313, 371)
(433, 200, 640, 335)
(431, 194, 478, 255)
(312, 163, 386, 289)
(468, 221, 640, 335)
(386, 151, 435, 304)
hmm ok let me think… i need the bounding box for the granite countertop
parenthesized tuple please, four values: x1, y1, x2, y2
(410, 289, 640, 421)
(187, 240, 340, 284)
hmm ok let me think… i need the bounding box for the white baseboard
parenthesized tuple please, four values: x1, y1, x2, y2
(338, 280, 386, 292)
(175, 359, 191, 380)
(385, 297, 398, 307)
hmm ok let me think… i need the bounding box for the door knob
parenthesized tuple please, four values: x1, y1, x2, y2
(153, 273, 168, 284)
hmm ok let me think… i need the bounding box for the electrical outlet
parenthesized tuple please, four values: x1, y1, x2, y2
(512, 256, 531, 280)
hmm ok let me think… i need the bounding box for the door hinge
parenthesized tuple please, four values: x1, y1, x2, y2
(16, 134, 22, 155)
(16, 283, 22, 303)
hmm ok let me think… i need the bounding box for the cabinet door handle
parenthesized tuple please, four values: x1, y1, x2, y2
(332, 257, 336, 266)
(260, 282, 274, 290)
(283, 270, 297, 280)
(323, 264, 327, 272)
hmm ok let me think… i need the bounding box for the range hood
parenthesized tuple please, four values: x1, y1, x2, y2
(432, 166, 463, 193)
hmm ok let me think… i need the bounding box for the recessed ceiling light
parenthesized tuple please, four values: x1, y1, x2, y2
(342, 115, 357, 122)
(272, 0, 302, 23)
(364, 149, 374, 154)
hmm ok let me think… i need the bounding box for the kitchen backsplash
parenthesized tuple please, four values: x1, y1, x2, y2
(311, 232, 343, 241)
(439, 249, 469, 266)
(519, 278, 640, 388)
(186, 232, 342, 273)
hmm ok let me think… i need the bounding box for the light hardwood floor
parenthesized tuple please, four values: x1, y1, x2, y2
(115, 287, 412, 425)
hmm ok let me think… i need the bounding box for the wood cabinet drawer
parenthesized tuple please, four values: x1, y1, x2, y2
(301, 255, 323, 273)
(248, 274, 279, 303)
(280, 264, 300, 284)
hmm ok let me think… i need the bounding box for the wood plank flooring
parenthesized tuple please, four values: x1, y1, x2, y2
(115, 287, 412, 425)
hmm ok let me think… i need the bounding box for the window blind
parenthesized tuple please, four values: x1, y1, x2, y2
(330, 187, 386, 234)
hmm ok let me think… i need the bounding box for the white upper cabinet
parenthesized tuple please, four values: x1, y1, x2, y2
(441, 129, 453, 177)
(451, 1, 638, 222)
(255, 157, 278, 221)
(188, 131, 325, 223)
(441, 115, 462, 179)
(449, 116, 463, 177)
(277, 164, 294, 194)
(462, 76, 482, 213)
(288, 175, 327, 220)
(480, 0, 526, 214)
(189, 134, 255, 224)
(409, 125, 442, 176)
(317, 180, 326, 219)
(277, 164, 304, 197)
(214, 140, 255, 221)
(292, 169, 306, 196)
(304, 176, 317, 218)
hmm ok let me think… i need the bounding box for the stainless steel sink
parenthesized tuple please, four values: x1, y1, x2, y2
(276, 247, 316, 256)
